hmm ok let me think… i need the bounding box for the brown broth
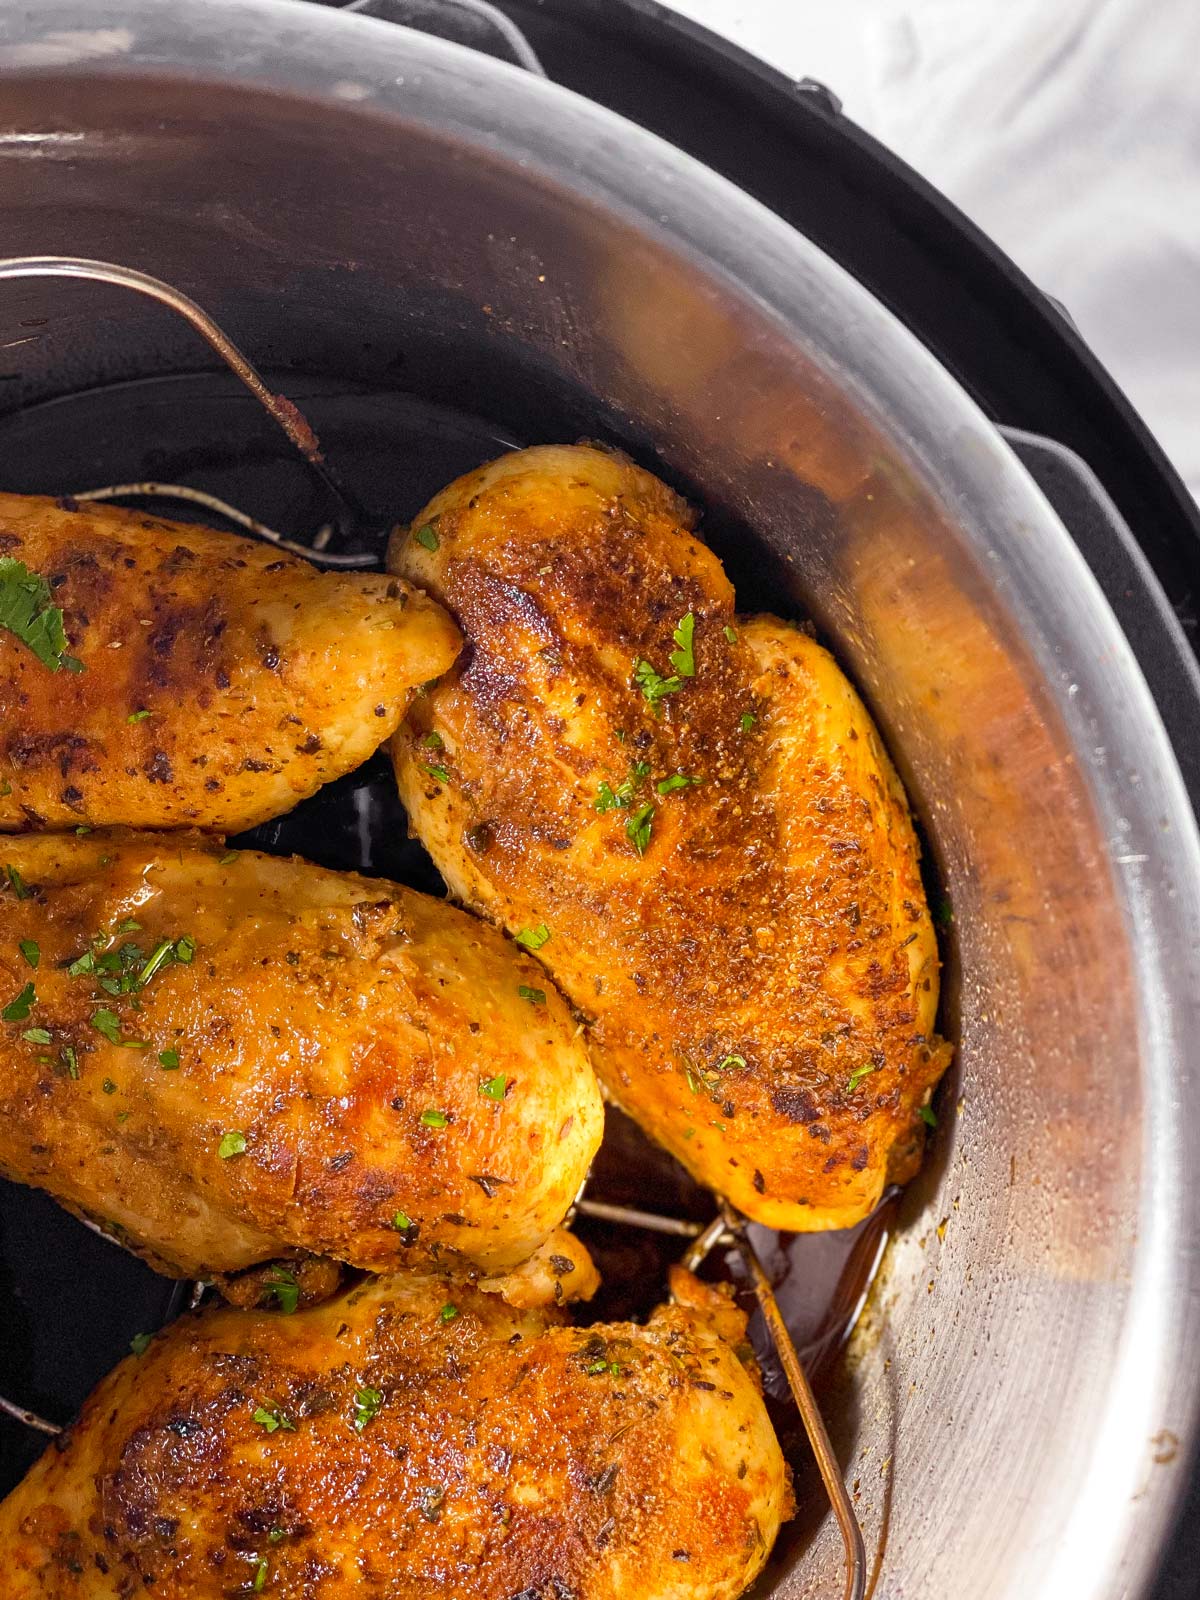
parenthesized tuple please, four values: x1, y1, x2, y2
(574, 1106, 899, 1403)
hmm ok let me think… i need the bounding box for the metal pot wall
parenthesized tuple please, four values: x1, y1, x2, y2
(1, 4, 1199, 1596)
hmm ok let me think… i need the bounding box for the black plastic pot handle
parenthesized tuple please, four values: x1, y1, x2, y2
(1002, 426, 1200, 809)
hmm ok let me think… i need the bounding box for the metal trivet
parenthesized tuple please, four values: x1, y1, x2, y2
(0, 255, 375, 565)
(0, 254, 866, 1600)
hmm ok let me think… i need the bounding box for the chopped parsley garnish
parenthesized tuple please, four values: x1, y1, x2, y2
(656, 773, 701, 795)
(72, 930, 195, 1007)
(2, 982, 36, 1022)
(102, 1078, 117, 1094)
(352, 1386, 383, 1431)
(4, 863, 30, 899)
(0, 780, 9, 796)
(0, 556, 84, 673)
(739, 711, 757, 733)
(264, 1268, 299, 1315)
(633, 658, 683, 707)
(518, 985, 546, 1005)
(129, 1332, 153, 1356)
(392, 1210, 413, 1233)
(669, 612, 696, 678)
(218, 851, 238, 866)
(18, 938, 39, 968)
(158, 1048, 180, 1070)
(919, 1105, 938, 1128)
(127, 709, 151, 723)
(115, 1110, 130, 1124)
(478, 1074, 508, 1101)
(253, 1560, 268, 1593)
(269, 1530, 285, 1544)
(933, 899, 954, 929)
(57, 1045, 79, 1079)
(717, 1053, 747, 1071)
(515, 923, 550, 951)
(219, 1130, 248, 1159)
(74, 824, 90, 835)
(138, 939, 177, 986)
(420, 1108, 449, 1128)
(439, 1303, 459, 1323)
(423, 764, 451, 784)
(595, 761, 652, 814)
(847, 1064, 878, 1093)
(625, 802, 655, 857)
(21, 1026, 51, 1045)
(413, 523, 440, 552)
(253, 1404, 295, 1433)
(723, 624, 738, 643)
(90, 1008, 122, 1044)
(421, 731, 443, 750)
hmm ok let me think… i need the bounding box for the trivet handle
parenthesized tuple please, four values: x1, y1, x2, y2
(719, 1201, 868, 1600)
(0, 255, 365, 543)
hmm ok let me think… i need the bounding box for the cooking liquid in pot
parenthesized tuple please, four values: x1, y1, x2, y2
(0, 374, 905, 1515)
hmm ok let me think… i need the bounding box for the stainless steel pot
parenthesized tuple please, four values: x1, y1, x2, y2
(1, 3, 1199, 1595)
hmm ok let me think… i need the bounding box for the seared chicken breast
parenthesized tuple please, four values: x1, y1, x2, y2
(0, 492, 460, 832)
(390, 445, 950, 1230)
(2, 1267, 790, 1600)
(0, 831, 602, 1282)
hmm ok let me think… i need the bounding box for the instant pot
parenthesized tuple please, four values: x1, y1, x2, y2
(2, 3, 1199, 1597)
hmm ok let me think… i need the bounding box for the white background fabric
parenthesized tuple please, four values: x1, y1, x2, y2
(668, 0, 1200, 500)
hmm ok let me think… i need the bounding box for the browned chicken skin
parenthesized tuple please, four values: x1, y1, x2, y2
(390, 445, 950, 1230)
(0, 492, 461, 832)
(0, 831, 603, 1284)
(2, 1268, 790, 1600)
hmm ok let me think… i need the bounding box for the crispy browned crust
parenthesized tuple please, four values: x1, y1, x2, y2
(389, 444, 951, 1230)
(0, 831, 602, 1280)
(1, 1272, 791, 1600)
(0, 492, 461, 832)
